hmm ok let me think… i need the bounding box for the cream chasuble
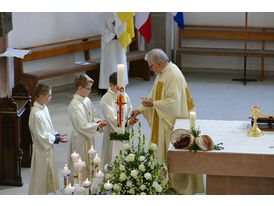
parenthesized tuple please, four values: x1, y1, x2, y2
(67, 94, 102, 183)
(100, 88, 133, 169)
(139, 62, 204, 195)
(28, 101, 59, 195)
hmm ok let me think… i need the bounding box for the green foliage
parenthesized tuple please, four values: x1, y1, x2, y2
(102, 123, 168, 195)
(191, 127, 201, 137)
(213, 142, 224, 150)
(188, 143, 201, 153)
(109, 131, 130, 141)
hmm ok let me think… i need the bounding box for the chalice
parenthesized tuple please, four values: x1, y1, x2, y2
(248, 106, 263, 137)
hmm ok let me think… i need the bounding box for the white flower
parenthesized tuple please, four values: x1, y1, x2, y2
(129, 188, 135, 195)
(126, 153, 135, 162)
(126, 181, 132, 187)
(150, 163, 155, 170)
(139, 156, 145, 161)
(119, 172, 127, 182)
(153, 182, 162, 193)
(113, 184, 121, 191)
(104, 164, 109, 172)
(139, 163, 145, 172)
(140, 192, 146, 195)
(123, 143, 130, 150)
(130, 170, 138, 178)
(139, 184, 146, 191)
(119, 164, 125, 171)
(144, 172, 152, 180)
(149, 143, 157, 151)
(105, 173, 113, 180)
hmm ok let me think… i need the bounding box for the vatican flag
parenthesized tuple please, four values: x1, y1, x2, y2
(114, 12, 135, 53)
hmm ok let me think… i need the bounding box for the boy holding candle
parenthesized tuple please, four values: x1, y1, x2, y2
(28, 84, 68, 195)
(67, 74, 107, 183)
(100, 72, 138, 169)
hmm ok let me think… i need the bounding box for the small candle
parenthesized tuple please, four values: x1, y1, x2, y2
(88, 145, 96, 158)
(117, 64, 125, 88)
(189, 111, 196, 130)
(96, 170, 104, 180)
(104, 180, 113, 191)
(71, 151, 79, 162)
(62, 164, 71, 176)
(93, 154, 100, 164)
(64, 183, 75, 195)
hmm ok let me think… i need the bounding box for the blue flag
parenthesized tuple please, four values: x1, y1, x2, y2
(173, 12, 184, 29)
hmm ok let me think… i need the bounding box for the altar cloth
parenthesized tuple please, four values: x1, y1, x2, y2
(167, 119, 274, 194)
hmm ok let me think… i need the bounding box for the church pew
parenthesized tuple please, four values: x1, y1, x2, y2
(14, 34, 101, 103)
(176, 24, 274, 83)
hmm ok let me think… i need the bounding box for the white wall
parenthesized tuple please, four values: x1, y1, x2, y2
(8, 12, 103, 88)
(166, 12, 274, 72)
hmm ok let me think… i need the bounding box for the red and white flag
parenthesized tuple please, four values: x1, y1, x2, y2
(135, 12, 151, 44)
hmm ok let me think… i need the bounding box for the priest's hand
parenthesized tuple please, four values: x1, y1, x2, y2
(99, 120, 108, 128)
(131, 109, 141, 118)
(129, 117, 139, 125)
(60, 134, 68, 143)
(142, 99, 153, 107)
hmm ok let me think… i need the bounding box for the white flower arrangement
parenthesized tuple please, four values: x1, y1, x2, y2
(102, 123, 168, 195)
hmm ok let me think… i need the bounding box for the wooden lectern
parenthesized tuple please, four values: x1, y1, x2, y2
(0, 81, 32, 186)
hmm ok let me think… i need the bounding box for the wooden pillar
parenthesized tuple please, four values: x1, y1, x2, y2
(0, 34, 9, 97)
(0, 12, 13, 97)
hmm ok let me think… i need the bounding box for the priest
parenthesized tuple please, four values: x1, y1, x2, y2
(131, 48, 204, 195)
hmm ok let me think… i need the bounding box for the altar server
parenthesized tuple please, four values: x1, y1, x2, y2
(28, 84, 67, 195)
(131, 49, 204, 195)
(100, 72, 138, 169)
(67, 74, 107, 182)
(99, 12, 128, 95)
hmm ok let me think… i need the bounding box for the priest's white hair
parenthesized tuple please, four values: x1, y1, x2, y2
(144, 48, 169, 65)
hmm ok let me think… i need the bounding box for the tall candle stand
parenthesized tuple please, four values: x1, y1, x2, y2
(83, 178, 91, 195)
(95, 170, 104, 195)
(61, 164, 71, 192)
(71, 151, 80, 185)
(88, 145, 96, 183)
(75, 157, 86, 187)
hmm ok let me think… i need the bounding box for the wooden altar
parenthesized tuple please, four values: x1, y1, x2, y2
(0, 81, 32, 186)
(167, 119, 274, 195)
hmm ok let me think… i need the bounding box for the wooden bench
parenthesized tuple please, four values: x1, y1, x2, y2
(14, 34, 101, 103)
(176, 16, 274, 84)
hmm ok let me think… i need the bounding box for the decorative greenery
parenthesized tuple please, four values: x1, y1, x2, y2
(191, 127, 201, 137)
(109, 131, 130, 141)
(103, 122, 168, 195)
(188, 143, 200, 153)
(213, 142, 224, 150)
(189, 127, 224, 152)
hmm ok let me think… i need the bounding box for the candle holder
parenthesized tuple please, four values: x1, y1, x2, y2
(248, 106, 263, 137)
